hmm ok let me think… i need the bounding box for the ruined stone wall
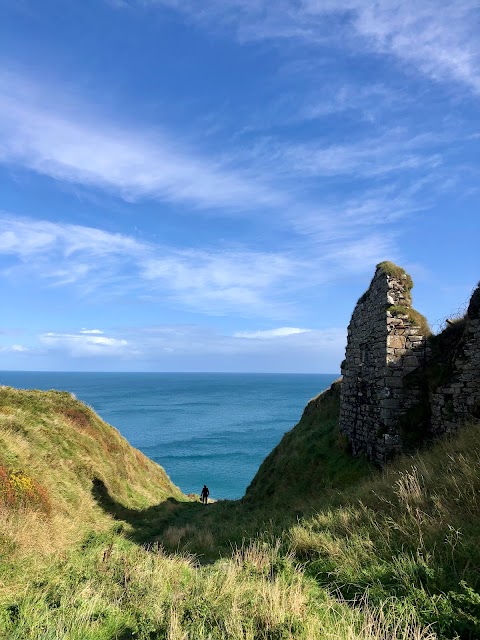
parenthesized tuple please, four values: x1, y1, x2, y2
(339, 263, 429, 464)
(430, 284, 480, 434)
(340, 265, 480, 465)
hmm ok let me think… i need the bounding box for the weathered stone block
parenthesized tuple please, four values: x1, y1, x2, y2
(388, 335, 406, 349)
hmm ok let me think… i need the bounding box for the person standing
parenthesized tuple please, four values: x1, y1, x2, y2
(200, 484, 210, 505)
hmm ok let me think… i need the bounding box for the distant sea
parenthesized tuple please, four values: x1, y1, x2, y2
(0, 372, 337, 499)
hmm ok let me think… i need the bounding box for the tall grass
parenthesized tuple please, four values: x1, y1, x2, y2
(289, 423, 480, 638)
(0, 386, 185, 558)
(0, 532, 435, 639)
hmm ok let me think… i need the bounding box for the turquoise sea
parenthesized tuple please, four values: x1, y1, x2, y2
(0, 372, 337, 499)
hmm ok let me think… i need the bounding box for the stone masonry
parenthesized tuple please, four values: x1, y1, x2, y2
(430, 284, 480, 435)
(339, 262, 429, 464)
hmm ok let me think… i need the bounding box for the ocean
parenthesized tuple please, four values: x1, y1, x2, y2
(0, 372, 337, 499)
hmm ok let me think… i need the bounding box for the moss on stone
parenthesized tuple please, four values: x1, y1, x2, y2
(387, 305, 431, 336)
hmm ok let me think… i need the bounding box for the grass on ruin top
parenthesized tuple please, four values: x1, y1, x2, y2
(387, 305, 431, 336)
(377, 260, 414, 290)
(357, 261, 414, 306)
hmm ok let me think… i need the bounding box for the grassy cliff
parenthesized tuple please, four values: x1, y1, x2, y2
(0, 385, 184, 559)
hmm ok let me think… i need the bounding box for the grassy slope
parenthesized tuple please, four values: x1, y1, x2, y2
(152, 384, 480, 639)
(289, 420, 480, 639)
(0, 386, 184, 559)
(1, 386, 430, 639)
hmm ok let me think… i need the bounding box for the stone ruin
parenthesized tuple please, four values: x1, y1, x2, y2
(339, 262, 480, 464)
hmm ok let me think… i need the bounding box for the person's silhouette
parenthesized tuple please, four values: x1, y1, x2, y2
(200, 484, 210, 505)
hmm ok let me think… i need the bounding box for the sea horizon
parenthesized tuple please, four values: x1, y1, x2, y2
(1, 369, 339, 375)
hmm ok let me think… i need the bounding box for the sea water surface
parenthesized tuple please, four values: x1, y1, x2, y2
(0, 372, 337, 499)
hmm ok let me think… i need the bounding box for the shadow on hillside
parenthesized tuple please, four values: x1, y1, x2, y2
(91, 477, 208, 541)
(91, 477, 315, 563)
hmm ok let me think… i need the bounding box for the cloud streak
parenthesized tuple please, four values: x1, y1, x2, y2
(0, 324, 345, 372)
(108, 324, 346, 372)
(233, 327, 311, 339)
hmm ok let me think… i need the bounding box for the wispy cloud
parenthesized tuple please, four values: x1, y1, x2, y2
(0, 66, 466, 273)
(0, 212, 304, 317)
(0, 344, 30, 353)
(143, 0, 480, 93)
(0, 70, 282, 213)
(248, 129, 444, 180)
(141, 250, 299, 314)
(233, 327, 311, 339)
(1, 207, 431, 317)
(116, 324, 346, 372)
(0, 323, 342, 371)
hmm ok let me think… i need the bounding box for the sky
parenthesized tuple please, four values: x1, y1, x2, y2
(0, 0, 479, 373)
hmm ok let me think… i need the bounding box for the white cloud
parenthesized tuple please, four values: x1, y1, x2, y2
(0, 323, 343, 372)
(255, 131, 443, 180)
(233, 327, 311, 339)
(0, 212, 303, 317)
(125, 324, 346, 372)
(1, 207, 417, 320)
(40, 331, 130, 357)
(0, 344, 30, 353)
(0, 208, 423, 318)
(141, 250, 299, 314)
(0, 67, 461, 278)
(80, 329, 104, 334)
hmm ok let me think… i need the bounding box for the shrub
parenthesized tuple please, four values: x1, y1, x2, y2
(0, 466, 51, 516)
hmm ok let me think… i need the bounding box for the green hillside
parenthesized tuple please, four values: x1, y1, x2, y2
(1, 383, 480, 639)
(0, 385, 184, 558)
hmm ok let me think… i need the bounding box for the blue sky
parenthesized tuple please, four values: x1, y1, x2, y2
(0, 0, 479, 373)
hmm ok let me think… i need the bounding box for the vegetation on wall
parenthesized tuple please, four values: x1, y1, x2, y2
(387, 305, 431, 336)
(357, 261, 414, 307)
